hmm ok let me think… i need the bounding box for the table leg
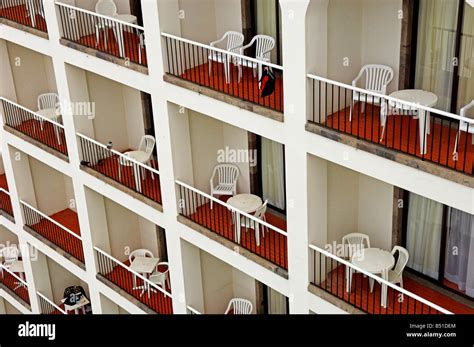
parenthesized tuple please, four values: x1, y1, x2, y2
(381, 269, 388, 308)
(132, 164, 142, 193)
(418, 109, 429, 155)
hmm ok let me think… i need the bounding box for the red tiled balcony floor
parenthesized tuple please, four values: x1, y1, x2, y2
(29, 209, 84, 263)
(186, 198, 288, 269)
(89, 154, 161, 204)
(0, 174, 9, 191)
(101, 260, 173, 314)
(318, 265, 474, 314)
(179, 63, 283, 112)
(323, 104, 474, 175)
(0, 268, 30, 304)
(8, 119, 68, 156)
(71, 29, 147, 66)
(0, 4, 47, 32)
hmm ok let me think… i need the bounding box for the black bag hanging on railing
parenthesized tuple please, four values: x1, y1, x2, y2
(260, 66, 275, 98)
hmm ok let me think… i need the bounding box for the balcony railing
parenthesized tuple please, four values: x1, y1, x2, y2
(176, 180, 288, 270)
(37, 291, 67, 315)
(56, 2, 147, 67)
(0, 188, 14, 219)
(77, 133, 162, 205)
(94, 247, 173, 314)
(0, 263, 30, 305)
(21, 201, 84, 263)
(0, 0, 47, 33)
(187, 306, 201, 314)
(0, 97, 68, 157)
(307, 74, 474, 176)
(309, 244, 452, 315)
(162, 33, 284, 113)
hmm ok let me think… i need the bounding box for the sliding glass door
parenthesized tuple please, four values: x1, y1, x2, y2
(404, 192, 474, 298)
(414, 0, 474, 113)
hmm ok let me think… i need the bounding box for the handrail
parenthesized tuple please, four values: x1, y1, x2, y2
(161, 32, 284, 71)
(187, 305, 202, 314)
(309, 244, 453, 314)
(20, 200, 81, 241)
(37, 291, 67, 315)
(306, 74, 474, 124)
(0, 188, 10, 196)
(55, 1, 145, 31)
(77, 133, 160, 175)
(0, 264, 28, 286)
(175, 180, 287, 236)
(0, 97, 64, 127)
(93, 246, 172, 298)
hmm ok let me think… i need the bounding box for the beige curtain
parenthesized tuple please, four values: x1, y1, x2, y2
(261, 137, 285, 210)
(406, 193, 444, 279)
(457, 4, 474, 113)
(254, 0, 278, 63)
(267, 287, 287, 314)
(415, 0, 459, 111)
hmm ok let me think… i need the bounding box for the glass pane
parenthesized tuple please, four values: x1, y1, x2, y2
(456, 3, 474, 113)
(261, 137, 285, 210)
(415, 0, 459, 111)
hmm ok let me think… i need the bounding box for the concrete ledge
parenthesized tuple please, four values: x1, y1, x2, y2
(95, 274, 157, 314)
(23, 225, 86, 271)
(0, 18, 48, 39)
(0, 210, 15, 223)
(80, 165, 163, 212)
(0, 283, 31, 311)
(177, 215, 288, 279)
(306, 122, 474, 188)
(3, 125, 69, 163)
(59, 38, 149, 75)
(308, 283, 365, 315)
(163, 74, 284, 122)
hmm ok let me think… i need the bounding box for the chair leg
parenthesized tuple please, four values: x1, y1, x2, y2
(361, 102, 366, 114)
(349, 99, 353, 122)
(369, 277, 374, 292)
(453, 131, 460, 155)
(208, 61, 212, 76)
(210, 196, 213, 210)
(238, 64, 242, 83)
(118, 165, 122, 181)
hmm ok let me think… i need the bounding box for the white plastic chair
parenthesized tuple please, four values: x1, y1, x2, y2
(224, 298, 253, 314)
(349, 64, 394, 122)
(37, 93, 60, 112)
(240, 200, 268, 246)
(149, 262, 169, 291)
(209, 163, 239, 209)
(453, 100, 474, 155)
(237, 35, 275, 83)
(118, 135, 156, 184)
(0, 246, 22, 289)
(129, 248, 154, 289)
(95, 0, 118, 49)
(208, 31, 244, 84)
(387, 246, 409, 288)
(342, 233, 370, 292)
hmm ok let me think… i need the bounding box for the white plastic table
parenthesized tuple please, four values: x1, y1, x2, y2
(227, 194, 262, 244)
(387, 89, 438, 155)
(119, 150, 149, 193)
(351, 248, 395, 308)
(130, 256, 159, 297)
(36, 108, 62, 144)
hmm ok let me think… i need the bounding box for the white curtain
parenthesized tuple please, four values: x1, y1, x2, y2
(254, 0, 279, 63)
(406, 193, 444, 279)
(261, 138, 285, 210)
(415, 0, 459, 111)
(444, 208, 474, 297)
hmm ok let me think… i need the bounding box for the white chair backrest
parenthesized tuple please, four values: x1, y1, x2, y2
(95, 0, 117, 17)
(0, 246, 20, 266)
(254, 200, 268, 220)
(213, 163, 239, 185)
(224, 31, 244, 53)
(251, 35, 275, 61)
(129, 248, 153, 264)
(156, 261, 169, 274)
(138, 135, 156, 155)
(37, 93, 59, 111)
(391, 246, 409, 277)
(460, 100, 474, 133)
(360, 64, 394, 93)
(226, 298, 253, 314)
(342, 233, 371, 258)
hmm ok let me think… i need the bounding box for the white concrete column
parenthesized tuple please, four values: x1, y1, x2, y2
(279, 0, 310, 314)
(141, 0, 187, 314)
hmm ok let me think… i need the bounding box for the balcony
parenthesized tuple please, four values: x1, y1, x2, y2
(94, 247, 173, 314)
(1, 98, 68, 159)
(0, 173, 13, 220)
(309, 244, 474, 315)
(307, 75, 474, 181)
(0, 263, 30, 307)
(55, 2, 147, 72)
(162, 33, 284, 119)
(21, 201, 84, 264)
(0, 0, 47, 37)
(78, 133, 162, 207)
(176, 181, 288, 273)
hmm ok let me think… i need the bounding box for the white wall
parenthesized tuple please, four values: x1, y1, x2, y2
(0, 40, 17, 102)
(0, 225, 19, 246)
(46, 255, 88, 304)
